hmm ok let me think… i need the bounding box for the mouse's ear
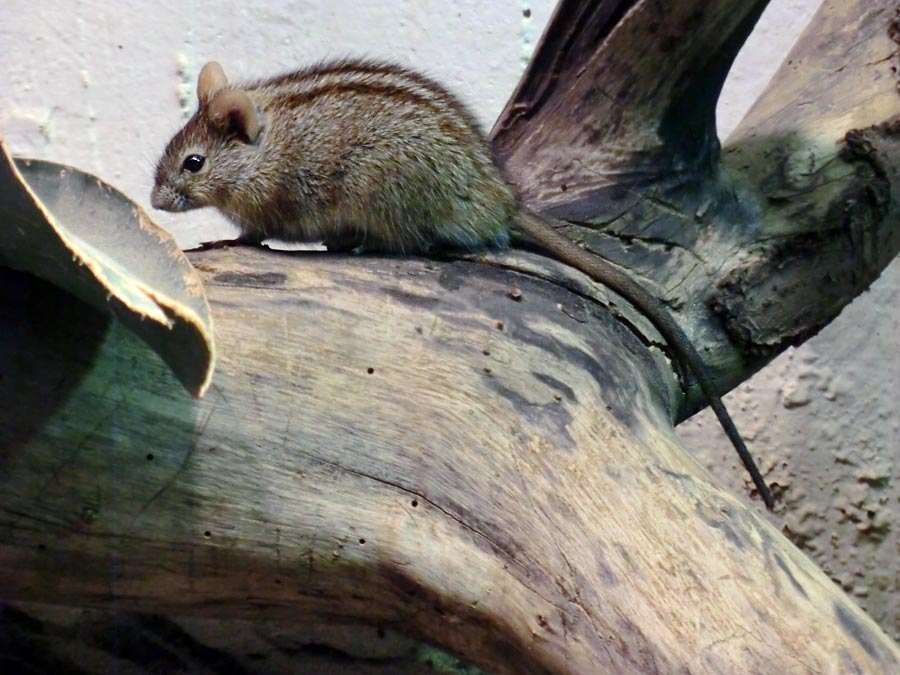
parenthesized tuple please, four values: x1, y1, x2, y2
(198, 61, 228, 105)
(208, 89, 261, 143)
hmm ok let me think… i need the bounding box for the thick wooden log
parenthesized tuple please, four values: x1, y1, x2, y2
(2, 249, 898, 674)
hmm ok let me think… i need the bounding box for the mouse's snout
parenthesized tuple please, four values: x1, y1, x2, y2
(151, 184, 191, 212)
(150, 185, 166, 210)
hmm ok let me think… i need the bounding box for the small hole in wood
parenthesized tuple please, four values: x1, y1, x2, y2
(359, 538, 366, 545)
(561, 183, 567, 192)
(411, 499, 419, 508)
(495, 321, 504, 330)
(523, 8, 531, 17)
(146, 453, 154, 461)
(203, 530, 212, 538)
(367, 367, 375, 374)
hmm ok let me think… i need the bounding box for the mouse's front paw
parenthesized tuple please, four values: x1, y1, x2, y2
(324, 234, 367, 254)
(191, 235, 267, 251)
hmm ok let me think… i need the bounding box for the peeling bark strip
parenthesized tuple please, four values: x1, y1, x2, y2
(0, 144, 215, 398)
(3, 0, 900, 674)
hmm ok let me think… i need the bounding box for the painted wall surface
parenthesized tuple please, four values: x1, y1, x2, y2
(3, 0, 898, 640)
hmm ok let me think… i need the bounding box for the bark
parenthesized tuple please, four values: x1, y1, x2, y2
(0, 152, 214, 398)
(2, 0, 900, 673)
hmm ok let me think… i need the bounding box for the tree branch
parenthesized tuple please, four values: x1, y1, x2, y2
(491, 0, 900, 417)
(712, 1, 900, 354)
(492, 0, 770, 203)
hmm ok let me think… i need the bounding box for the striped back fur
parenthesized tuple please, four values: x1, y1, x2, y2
(153, 59, 518, 252)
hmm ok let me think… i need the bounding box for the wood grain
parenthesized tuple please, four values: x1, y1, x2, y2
(2, 249, 898, 673)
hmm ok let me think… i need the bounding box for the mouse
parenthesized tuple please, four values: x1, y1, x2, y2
(152, 59, 775, 510)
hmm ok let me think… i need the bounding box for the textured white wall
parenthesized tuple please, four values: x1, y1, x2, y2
(4, 0, 898, 638)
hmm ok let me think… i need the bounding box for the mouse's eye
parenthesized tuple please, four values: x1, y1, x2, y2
(182, 154, 206, 173)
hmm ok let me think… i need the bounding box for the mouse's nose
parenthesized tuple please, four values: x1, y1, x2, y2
(150, 185, 165, 210)
(150, 185, 181, 211)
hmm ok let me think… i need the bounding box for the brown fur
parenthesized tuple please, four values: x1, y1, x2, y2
(152, 59, 514, 252)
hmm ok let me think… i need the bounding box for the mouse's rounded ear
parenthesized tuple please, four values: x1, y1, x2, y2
(198, 61, 228, 105)
(208, 89, 261, 143)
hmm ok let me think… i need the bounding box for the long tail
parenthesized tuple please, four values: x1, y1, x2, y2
(516, 211, 775, 510)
